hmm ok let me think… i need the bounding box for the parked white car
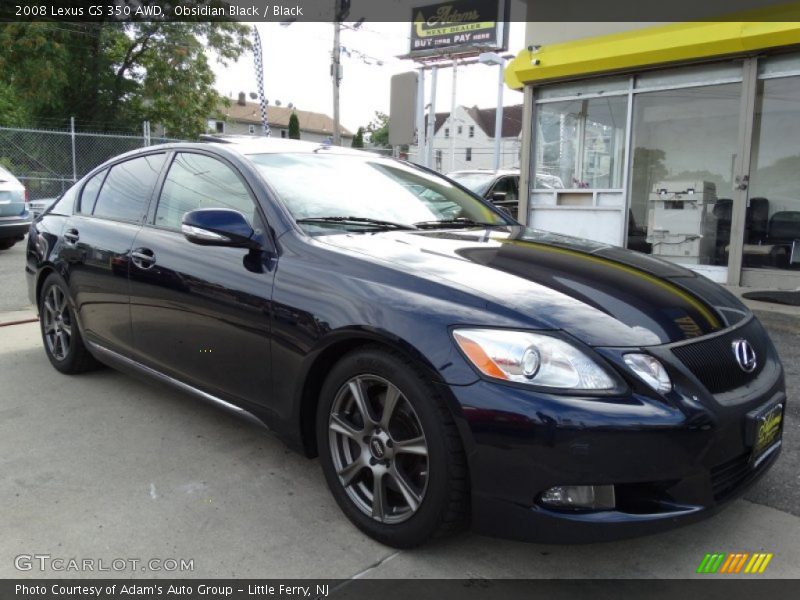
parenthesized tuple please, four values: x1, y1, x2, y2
(0, 165, 30, 250)
(29, 197, 58, 218)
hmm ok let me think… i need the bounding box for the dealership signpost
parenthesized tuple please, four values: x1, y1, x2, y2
(397, 0, 510, 169)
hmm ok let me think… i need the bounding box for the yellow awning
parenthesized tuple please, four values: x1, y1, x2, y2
(505, 8, 800, 90)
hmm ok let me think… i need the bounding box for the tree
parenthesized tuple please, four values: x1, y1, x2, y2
(351, 127, 365, 148)
(288, 112, 300, 139)
(365, 111, 389, 147)
(0, 9, 251, 138)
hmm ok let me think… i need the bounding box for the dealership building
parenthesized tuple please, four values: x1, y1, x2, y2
(506, 15, 800, 289)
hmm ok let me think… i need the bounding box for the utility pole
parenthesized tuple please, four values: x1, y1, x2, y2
(331, 0, 350, 146)
(332, 21, 342, 145)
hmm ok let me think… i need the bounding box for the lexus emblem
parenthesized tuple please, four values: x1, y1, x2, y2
(732, 339, 757, 373)
(370, 438, 385, 459)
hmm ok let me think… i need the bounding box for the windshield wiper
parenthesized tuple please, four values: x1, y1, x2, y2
(413, 218, 499, 229)
(296, 216, 417, 230)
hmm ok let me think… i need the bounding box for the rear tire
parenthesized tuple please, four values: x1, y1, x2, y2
(39, 273, 101, 374)
(316, 346, 468, 548)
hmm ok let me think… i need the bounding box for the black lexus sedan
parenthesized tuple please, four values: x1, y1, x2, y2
(26, 138, 785, 548)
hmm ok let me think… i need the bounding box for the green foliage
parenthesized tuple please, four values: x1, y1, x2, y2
(0, 14, 251, 138)
(288, 112, 300, 139)
(365, 111, 389, 147)
(351, 127, 365, 148)
(0, 81, 29, 126)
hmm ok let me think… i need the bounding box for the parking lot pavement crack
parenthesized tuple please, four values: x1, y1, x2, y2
(0, 317, 38, 327)
(323, 550, 402, 597)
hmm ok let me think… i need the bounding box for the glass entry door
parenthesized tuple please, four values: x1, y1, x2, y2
(740, 56, 800, 289)
(628, 69, 745, 283)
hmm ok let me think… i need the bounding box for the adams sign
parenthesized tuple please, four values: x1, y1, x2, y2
(408, 0, 509, 58)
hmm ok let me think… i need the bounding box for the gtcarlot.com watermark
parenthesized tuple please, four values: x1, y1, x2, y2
(15, 554, 194, 573)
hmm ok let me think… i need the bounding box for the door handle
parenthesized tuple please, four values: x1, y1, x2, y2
(64, 228, 79, 244)
(131, 247, 156, 269)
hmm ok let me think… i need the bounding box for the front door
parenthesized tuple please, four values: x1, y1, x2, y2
(128, 151, 274, 408)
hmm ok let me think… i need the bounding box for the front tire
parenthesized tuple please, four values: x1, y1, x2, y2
(316, 346, 468, 548)
(0, 239, 16, 250)
(39, 273, 100, 374)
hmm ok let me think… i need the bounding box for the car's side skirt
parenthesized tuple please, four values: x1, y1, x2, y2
(85, 340, 268, 429)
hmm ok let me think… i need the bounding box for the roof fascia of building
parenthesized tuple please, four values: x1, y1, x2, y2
(505, 7, 800, 89)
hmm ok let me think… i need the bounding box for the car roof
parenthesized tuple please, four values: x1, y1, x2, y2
(82, 136, 385, 179)
(448, 169, 519, 176)
(0, 164, 23, 188)
(199, 135, 370, 157)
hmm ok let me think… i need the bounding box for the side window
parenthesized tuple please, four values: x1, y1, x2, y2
(155, 153, 256, 231)
(50, 187, 76, 215)
(78, 169, 107, 213)
(490, 177, 517, 201)
(93, 154, 166, 222)
(493, 177, 518, 201)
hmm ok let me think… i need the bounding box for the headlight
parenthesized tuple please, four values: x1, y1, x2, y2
(453, 328, 616, 390)
(623, 353, 671, 393)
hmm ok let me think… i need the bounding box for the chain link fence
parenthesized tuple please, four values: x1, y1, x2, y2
(0, 123, 181, 200)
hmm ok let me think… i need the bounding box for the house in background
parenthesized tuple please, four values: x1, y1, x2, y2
(209, 92, 353, 144)
(409, 104, 523, 173)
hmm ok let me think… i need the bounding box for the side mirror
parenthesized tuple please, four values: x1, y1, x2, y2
(491, 191, 507, 203)
(182, 209, 259, 249)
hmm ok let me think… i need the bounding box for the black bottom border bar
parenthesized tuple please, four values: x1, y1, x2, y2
(3, 579, 800, 600)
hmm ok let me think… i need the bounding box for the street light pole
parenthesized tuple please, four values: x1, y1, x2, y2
(478, 52, 507, 171)
(493, 62, 504, 170)
(425, 66, 438, 169)
(449, 57, 458, 172)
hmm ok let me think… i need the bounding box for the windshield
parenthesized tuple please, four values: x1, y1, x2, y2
(447, 172, 496, 195)
(247, 153, 508, 233)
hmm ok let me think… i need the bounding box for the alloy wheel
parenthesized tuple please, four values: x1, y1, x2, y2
(42, 285, 72, 361)
(328, 375, 429, 524)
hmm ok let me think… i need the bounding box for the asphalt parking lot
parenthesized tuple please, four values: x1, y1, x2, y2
(1, 240, 799, 579)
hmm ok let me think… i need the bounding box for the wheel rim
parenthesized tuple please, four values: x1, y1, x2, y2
(42, 285, 72, 361)
(328, 375, 429, 524)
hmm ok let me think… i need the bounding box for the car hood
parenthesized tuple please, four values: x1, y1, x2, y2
(319, 226, 750, 347)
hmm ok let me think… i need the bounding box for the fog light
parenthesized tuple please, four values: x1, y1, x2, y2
(538, 485, 616, 510)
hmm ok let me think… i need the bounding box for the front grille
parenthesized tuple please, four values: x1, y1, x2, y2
(710, 452, 758, 501)
(671, 318, 768, 394)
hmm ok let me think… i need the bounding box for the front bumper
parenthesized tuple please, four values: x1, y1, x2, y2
(445, 346, 785, 543)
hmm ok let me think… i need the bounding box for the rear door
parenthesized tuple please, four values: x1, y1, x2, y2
(128, 151, 274, 408)
(61, 153, 167, 354)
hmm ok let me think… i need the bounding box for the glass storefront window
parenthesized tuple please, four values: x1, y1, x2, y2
(758, 53, 800, 78)
(635, 62, 742, 89)
(628, 83, 742, 265)
(534, 96, 627, 189)
(536, 75, 630, 100)
(745, 75, 800, 270)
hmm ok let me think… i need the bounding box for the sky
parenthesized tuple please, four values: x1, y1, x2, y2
(210, 21, 526, 133)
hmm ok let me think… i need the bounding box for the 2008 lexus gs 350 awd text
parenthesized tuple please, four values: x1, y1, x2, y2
(26, 138, 785, 548)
